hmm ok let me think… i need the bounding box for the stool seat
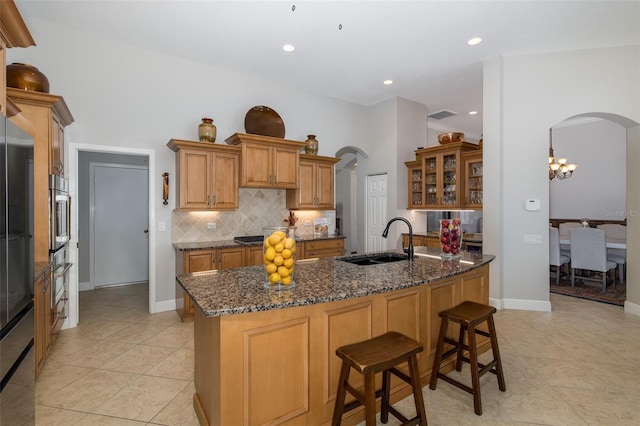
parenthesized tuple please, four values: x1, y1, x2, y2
(332, 331, 428, 426)
(429, 301, 506, 416)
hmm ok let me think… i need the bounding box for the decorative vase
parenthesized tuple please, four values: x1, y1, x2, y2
(304, 135, 319, 155)
(263, 226, 297, 289)
(198, 118, 217, 143)
(439, 218, 463, 259)
(6, 63, 50, 93)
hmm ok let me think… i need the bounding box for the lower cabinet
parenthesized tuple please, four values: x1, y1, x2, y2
(34, 266, 52, 378)
(303, 238, 345, 259)
(402, 233, 440, 249)
(176, 246, 244, 321)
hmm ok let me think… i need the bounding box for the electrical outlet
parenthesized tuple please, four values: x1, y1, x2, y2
(207, 223, 216, 229)
(523, 234, 542, 244)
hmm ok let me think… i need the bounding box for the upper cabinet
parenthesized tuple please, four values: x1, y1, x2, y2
(225, 133, 304, 189)
(0, 0, 36, 115)
(286, 154, 339, 210)
(168, 139, 241, 211)
(408, 141, 481, 210)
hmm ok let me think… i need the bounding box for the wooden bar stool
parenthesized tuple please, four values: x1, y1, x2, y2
(332, 331, 428, 426)
(429, 301, 506, 415)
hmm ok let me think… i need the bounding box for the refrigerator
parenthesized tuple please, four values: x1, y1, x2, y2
(0, 114, 35, 424)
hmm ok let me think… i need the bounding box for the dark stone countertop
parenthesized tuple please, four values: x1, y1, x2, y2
(176, 247, 494, 318)
(173, 234, 346, 251)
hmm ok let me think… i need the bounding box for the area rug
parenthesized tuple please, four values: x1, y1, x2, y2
(550, 273, 626, 306)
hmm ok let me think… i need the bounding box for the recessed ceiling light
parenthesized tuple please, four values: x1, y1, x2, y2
(383, 79, 393, 85)
(282, 44, 295, 52)
(469, 111, 478, 115)
(467, 37, 482, 46)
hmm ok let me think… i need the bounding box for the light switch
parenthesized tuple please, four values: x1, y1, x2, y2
(523, 234, 542, 244)
(158, 222, 166, 231)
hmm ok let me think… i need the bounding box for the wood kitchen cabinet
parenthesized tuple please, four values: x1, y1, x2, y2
(411, 142, 480, 210)
(167, 139, 240, 210)
(34, 266, 52, 378)
(176, 246, 244, 320)
(303, 238, 345, 259)
(402, 233, 440, 249)
(245, 245, 264, 266)
(8, 89, 74, 262)
(463, 150, 483, 209)
(286, 154, 339, 210)
(225, 133, 305, 189)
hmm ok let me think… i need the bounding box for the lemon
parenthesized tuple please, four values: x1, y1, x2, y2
(273, 230, 286, 240)
(283, 237, 295, 249)
(268, 233, 282, 246)
(265, 263, 277, 274)
(281, 276, 292, 285)
(264, 247, 276, 261)
(277, 266, 290, 278)
(284, 258, 294, 268)
(269, 272, 281, 284)
(274, 242, 284, 253)
(282, 248, 292, 259)
(273, 255, 284, 266)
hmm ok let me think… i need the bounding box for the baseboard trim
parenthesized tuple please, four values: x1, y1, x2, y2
(624, 300, 640, 317)
(501, 298, 552, 312)
(154, 298, 177, 313)
(79, 282, 93, 292)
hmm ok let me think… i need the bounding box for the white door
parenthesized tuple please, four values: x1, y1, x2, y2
(91, 164, 149, 288)
(366, 173, 387, 252)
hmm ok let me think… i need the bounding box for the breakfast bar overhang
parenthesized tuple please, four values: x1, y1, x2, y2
(177, 248, 495, 426)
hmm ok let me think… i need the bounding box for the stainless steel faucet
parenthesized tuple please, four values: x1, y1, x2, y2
(382, 217, 414, 260)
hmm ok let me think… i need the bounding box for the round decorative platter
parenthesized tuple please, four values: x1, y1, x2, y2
(244, 105, 285, 138)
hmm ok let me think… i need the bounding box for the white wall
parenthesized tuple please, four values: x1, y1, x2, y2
(484, 45, 640, 311)
(550, 119, 626, 220)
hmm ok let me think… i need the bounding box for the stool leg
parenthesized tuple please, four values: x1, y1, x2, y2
(429, 316, 449, 390)
(332, 361, 351, 426)
(467, 325, 482, 415)
(364, 371, 377, 426)
(455, 323, 467, 372)
(408, 355, 428, 425)
(380, 369, 390, 424)
(487, 315, 506, 392)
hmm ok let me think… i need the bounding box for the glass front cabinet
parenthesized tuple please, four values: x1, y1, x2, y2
(463, 151, 483, 209)
(408, 142, 481, 210)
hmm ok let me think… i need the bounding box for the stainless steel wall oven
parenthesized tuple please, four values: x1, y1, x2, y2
(49, 174, 70, 252)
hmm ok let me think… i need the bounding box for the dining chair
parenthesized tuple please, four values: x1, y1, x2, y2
(569, 228, 617, 293)
(549, 227, 570, 285)
(558, 222, 581, 255)
(597, 224, 626, 284)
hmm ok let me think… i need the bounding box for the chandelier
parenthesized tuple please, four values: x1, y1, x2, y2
(548, 128, 577, 180)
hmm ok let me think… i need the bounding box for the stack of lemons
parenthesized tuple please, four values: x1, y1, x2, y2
(264, 229, 296, 286)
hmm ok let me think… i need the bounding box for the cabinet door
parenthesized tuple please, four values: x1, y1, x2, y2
(423, 155, 439, 208)
(187, 250, 216, 272)
(463, 153, 483, 209)
(35, 271, 51, 377)
(246, 245, 264, 266)
(272, 145, 299, 188)
(314, 162, 335, 209)
(178, 149, 211, 209)
(295, 161, 316, 207)
(242, 142, 272, 187)
(211, 151, 239, 209)
(441, 150, 462, 208)
(219, 247, 244, 269)
(406, 160, 423, 209)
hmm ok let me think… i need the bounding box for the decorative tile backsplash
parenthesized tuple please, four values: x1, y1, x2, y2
(172, 188, 336, 242)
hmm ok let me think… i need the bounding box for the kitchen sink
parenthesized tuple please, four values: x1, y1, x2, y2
(339, 253, 409, 266)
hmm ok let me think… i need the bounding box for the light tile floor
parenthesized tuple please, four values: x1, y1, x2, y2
(35, 284, 640, 425)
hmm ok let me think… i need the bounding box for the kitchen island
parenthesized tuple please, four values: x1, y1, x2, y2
(177, 247, 494, 426)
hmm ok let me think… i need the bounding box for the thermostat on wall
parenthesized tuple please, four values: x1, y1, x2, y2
(525, 199, 541, 211)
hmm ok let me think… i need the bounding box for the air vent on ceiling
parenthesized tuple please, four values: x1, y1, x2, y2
(428, 110, 457, 120)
